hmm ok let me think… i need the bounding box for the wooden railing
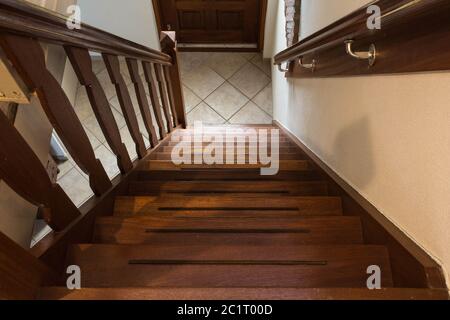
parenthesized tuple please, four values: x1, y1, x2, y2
(0, 0, 186, 232)
(274, 0, 450, 77)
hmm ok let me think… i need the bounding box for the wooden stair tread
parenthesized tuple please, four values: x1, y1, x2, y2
(128, 180, 329, 196)
(144, 160, 312, 171)
(114, 195, 342, 216)
(162, 146, 302, 153)
(39, 287, 449, 300)
(137, 170, 322, 181)
(66, 244, 393, 288)
(152, 152, 306, 160)
(93, 216, 363, 245)
(164, 141, 294, 147)
(98, 215, 357, 229)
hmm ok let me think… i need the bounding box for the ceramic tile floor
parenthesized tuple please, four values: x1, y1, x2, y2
(32, 52, 274, 244)
(180, 52, 273, 125)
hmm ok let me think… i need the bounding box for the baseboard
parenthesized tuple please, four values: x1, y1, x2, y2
(274, 120, 448, 290)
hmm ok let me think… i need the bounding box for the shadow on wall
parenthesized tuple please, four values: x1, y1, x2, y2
(331, 116, 375, 189)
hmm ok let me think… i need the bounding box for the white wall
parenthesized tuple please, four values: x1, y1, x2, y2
(77, 0, 160, 50)
(271, 0, 450, 286)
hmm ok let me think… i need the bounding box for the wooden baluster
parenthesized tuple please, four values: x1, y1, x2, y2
(0, 34, 111, 195)
(65, 46, 133, 174)
(142, 61, 167, 139)
(102, 54, 147, 159)
(126, 58, 159, 147)
(154, 63, 174, 132)
(163, 65, 179, 126)
(0, 111, 80, 231)
(160, 31, 187, 128)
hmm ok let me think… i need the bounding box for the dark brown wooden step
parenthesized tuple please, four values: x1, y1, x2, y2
(128, 181, 329, 196)
(152, 152, 306, 161)
(114, 195, 342, 216)
(66, 244, 393, 288)
(137, 170, 322, 181)
(39, 287, 449, 300)
(93, 216, 363, 245)
(164, 140, 294, 147)
(161, 146, 302, 153)
(143, 160, 312, 171)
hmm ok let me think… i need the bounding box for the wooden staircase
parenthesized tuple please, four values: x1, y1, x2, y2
(38, 125, 447, 300)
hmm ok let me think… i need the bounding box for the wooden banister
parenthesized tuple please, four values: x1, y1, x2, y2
(0, 0, 189, 299)
(0, 34, 112, 195)
(0, 0, 171, 65)
(0, 0, 186, 235)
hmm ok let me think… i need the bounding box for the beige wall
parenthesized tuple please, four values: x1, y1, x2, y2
(271, 0, 450, 286)
(77, 0, 160, 50)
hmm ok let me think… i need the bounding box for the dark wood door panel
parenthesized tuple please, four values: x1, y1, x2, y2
(157, 0, 261, 44)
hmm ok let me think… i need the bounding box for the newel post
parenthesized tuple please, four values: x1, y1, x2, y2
(160, 31, 187, 128)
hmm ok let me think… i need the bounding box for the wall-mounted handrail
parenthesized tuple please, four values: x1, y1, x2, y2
(0, 0, 172, 65)
(274, 0, 450, 76)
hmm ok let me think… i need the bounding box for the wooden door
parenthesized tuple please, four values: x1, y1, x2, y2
(155, 0, 262, 44)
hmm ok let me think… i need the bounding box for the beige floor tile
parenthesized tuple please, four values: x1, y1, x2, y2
(205, 82, 249, 120)
(250, 54, 272, 77)
(183, 65, 225, 100)
(94, 144, 120, 179)
(240, 52, 257, 61)
(252, 83, 273, 115)
(182, 85, 202, 113)
(83, 107, 125, 143)
(57, 159, 74, 180)
(206, 52, 247, 79)
(136, 113, 149, 139)
(109, 82, 144, 115)
(119, 126, 138, 161)
(73, 86, 94, 121)
(82, 125, 103, 150)
(229, 63, 270, 99)
(179, 52, 210, 76)
(58, 167, 94, 207)
(187, 102, 226, 125)
(91, 57, 106, 75)
(96, 69, 119, 100)
(229, 101, 272, 125)
(118, 57, 132, 80)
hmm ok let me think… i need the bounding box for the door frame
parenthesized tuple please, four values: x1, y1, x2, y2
(151, 0, 268, 52)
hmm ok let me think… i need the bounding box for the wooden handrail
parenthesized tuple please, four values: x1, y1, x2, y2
(273, 0, 450, 77)
(0, 0, 172, 65)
